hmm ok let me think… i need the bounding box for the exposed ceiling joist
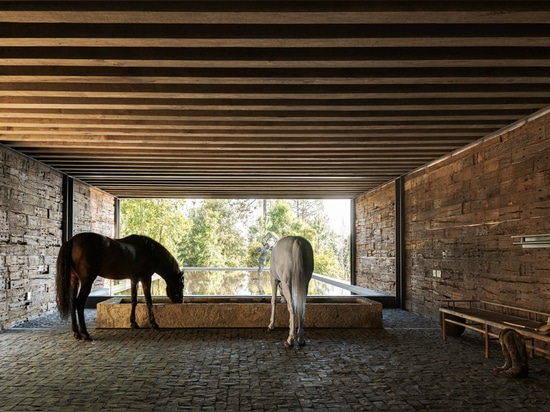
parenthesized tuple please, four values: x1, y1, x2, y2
(1, 1, 549, 198)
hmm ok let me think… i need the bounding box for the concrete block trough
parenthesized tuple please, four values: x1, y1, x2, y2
(96, 296, 383, 329)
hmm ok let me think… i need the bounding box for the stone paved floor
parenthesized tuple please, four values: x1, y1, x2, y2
(1, 309, 549, 411)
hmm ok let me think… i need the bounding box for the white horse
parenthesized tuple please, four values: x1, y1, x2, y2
(268, 236, 314, 347)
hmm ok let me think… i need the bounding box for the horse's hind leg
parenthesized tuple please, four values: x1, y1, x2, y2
(296, 304, 306, 346)
(70, 283, 81, 340)
(75, 282, 93, 341)
(281, 281, 295, 347)
(268, 277, 279, 331)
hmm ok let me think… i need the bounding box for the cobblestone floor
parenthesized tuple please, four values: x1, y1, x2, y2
(1, 309, 549, 411)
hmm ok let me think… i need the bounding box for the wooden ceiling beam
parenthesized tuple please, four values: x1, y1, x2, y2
(2, 2, 550, 25)
(0, 107, 531, 119)
(1, 1, 549, 198)
(1, 66, 549, 84)
(3, 84, 550, 101)
(0, 101, 545, 112)
(0, 118, 504, 129)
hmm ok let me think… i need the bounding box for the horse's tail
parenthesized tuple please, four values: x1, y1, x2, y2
(291, 237, 311, 319)
(56, 239, 73, 319)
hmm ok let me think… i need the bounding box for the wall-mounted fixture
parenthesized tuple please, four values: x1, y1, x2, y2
(512, 234, 550, 248)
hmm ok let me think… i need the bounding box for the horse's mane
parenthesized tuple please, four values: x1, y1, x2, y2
(122, 234, 180, 275)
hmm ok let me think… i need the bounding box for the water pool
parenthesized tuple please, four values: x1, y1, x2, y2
(108, 269, 353, 297)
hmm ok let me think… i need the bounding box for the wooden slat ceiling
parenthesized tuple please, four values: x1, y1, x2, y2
(1, 1, 550, 198)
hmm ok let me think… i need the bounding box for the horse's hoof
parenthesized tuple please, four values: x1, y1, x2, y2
(268, 325, 275, 332)
(82, 335, 93, 342)
(130, 323, 140, 329)
(284, 341, 294, 348)
(298, 340, 306, 347)
(73, 332, 82, 340)
(151, 324, 160, 330)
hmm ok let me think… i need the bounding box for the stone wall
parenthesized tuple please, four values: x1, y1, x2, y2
(355, 183, 396, 295)
(0, 148, 63, 329)
(405, 111, 550, 318)
(0, 145, 116, 329)
(355, 110, 550, 320)
(72, 180, 117, 293)
(73, 180, 116, 236)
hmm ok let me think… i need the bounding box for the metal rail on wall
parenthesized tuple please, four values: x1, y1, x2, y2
(512, 234, 550, 248)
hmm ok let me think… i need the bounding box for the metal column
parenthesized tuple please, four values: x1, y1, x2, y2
(395, 176, 406, 309)
(350, 198, 357, 286)
(61, 175, 74, 243)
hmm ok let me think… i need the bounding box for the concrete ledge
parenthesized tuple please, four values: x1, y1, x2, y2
(96, 296, 383, 329)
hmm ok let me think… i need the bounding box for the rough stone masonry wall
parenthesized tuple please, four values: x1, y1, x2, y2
(73, 180, 117, 294)
(0, 145, 116, 329)
(405, 111, 550, 319)
(355, 110, 550, 321)
(73, 180, 116, 237)
(355, 183, 396, 295)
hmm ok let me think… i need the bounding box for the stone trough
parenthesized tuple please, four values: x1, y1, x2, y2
(96, 296, 383, 329)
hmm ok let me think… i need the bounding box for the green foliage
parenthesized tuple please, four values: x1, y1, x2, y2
(248, 199, 347, 279)
(177, 199, 254, 267)
(120, 197, 350, 281)
(119, 198, 189, 258)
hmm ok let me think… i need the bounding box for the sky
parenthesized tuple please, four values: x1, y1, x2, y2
(323, 199, 351, 234)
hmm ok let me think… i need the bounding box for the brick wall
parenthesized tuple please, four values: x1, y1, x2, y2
(0, 145, 116, 329)
(355, 110, 550, 320)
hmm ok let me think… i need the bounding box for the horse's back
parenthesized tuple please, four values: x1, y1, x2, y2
(271, 236, 314, 277)
(69, 232, 111, 258)
(69, 232, 138, 277)
(70, 232, 109, 247)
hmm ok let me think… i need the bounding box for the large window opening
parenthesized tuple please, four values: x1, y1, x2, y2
(110, 198, 351, 297)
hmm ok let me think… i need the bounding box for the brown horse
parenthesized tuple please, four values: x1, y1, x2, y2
(56, 232, 184, 341)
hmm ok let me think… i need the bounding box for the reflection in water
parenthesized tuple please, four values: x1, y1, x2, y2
(114, 270, 350, 296)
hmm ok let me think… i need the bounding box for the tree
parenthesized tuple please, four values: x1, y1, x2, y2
(119, 198, 189, 257)
(120, 197, 350, 281)
(177, 199, 256, 267)
(247, 199, 348, 280)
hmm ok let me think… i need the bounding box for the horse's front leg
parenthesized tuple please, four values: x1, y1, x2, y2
(142, 279, 159, 330)
(268, 277, 279, 331)
(130, 280, 140, 329)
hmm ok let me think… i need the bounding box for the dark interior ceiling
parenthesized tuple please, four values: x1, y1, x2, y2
(1, 1, 550, 199)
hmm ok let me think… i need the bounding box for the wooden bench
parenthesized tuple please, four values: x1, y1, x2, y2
(440, 300, 550, 380)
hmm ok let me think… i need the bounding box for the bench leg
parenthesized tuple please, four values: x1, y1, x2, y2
(484, 324, 490, 358)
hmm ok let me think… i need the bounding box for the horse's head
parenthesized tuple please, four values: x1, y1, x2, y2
(166, 268, 184, 303)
